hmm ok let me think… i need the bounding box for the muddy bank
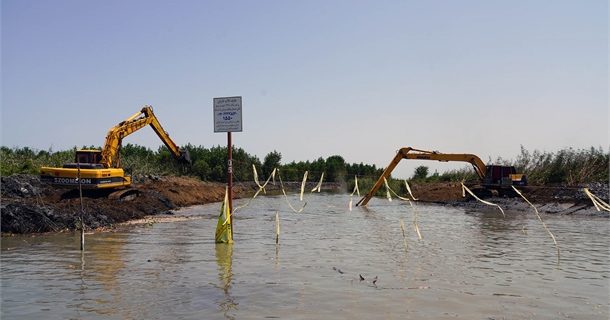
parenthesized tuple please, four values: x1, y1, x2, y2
(0, 174, 343, 234)
(0, 175, 258, 234)
(1, 175, 607, 234)
(408, 182, 609, 217)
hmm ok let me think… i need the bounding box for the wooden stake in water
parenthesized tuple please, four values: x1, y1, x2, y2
(77, 163, 85, 251)
(399, 219, 408, 253)
(275, 211, 280, 244)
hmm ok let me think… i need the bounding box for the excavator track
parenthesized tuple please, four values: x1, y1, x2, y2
(108, 188, 140, 201)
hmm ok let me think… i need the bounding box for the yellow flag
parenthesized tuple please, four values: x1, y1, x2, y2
(215, 187, 233, 243)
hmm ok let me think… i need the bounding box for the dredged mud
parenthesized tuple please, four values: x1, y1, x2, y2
(0, 175, 254, 234)
(408, 181, 609, 216)
(1, 175, 607, 235)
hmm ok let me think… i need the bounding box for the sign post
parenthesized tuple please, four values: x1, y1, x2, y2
(214, 96, 243, 237)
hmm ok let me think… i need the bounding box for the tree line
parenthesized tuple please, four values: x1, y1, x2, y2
(0, 144, 383, 185)
(1, 144, 607, 187)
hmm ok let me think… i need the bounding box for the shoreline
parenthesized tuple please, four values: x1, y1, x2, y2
(1, 175, 607, 235)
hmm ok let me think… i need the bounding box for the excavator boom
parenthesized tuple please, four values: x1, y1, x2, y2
(101, 106, 190, 168)
(356, 147, 524, 206)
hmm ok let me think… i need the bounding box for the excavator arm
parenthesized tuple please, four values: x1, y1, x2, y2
(356, 147, 487, 206)
(101, 106, 190, 168)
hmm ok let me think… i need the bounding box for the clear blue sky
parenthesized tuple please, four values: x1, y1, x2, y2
(2, 0, 607, 178)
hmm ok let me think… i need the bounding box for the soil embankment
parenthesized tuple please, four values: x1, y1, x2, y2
(1, 175, 607, 235)
(1, 175, 257, 234)
(408, 181, 609, 216)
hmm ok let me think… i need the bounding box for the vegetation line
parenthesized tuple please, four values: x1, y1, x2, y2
(1, 145, 607, 190)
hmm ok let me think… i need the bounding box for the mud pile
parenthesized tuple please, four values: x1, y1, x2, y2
(1, 174, 255, 234)
(409, 181, 609, 216)
(1, 175, 607, 234)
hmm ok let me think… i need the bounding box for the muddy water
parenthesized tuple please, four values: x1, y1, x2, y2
(2, 194, 608, 319)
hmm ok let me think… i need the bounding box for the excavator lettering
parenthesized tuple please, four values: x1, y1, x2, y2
(356, 147, 527, 206)
(40, 106, 191, 189)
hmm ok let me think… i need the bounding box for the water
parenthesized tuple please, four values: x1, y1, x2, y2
(2, 194, 609, 319)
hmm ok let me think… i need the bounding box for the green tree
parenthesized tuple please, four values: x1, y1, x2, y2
(326, 155, 347, 182)
(192, 159, 211, 180)
(262, 150, 282, 177)
(412, 166, 429, 181)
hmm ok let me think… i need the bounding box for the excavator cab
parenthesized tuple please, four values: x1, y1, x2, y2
(75, 150, 102, 164)
(483, 165, 527, 187)
(483, 165, 515, 186)
(62, 150, 105, 169)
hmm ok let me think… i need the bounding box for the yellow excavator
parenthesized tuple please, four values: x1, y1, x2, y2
(40, 105, 190, 189)
(356, 147, 527, 206)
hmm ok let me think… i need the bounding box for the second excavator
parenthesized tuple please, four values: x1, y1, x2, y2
(357, 147, 527, 206)
(40, 105, 191, 189)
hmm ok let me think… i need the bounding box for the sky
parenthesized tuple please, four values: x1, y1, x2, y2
(1, 0, 608, 179)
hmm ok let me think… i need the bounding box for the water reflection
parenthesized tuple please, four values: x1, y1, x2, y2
(81, 232, 129, 318)
(215, 243, 237, 319)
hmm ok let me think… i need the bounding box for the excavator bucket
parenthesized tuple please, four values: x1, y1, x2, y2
(179, 149, 192, 165)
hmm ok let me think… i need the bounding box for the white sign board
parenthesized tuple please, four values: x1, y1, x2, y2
(213, 96, 242, 132)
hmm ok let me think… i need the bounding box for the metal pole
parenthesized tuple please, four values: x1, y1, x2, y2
(227, 132, 233, 237)
(77, 163, 85, 251)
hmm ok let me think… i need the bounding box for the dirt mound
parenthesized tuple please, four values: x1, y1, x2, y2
(141, 176, 237, 207)
(2, 175, 606, 234)
(1, 174, 254, 234)
(409, 182, 465, 202)
(407, 182, 608, 216)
